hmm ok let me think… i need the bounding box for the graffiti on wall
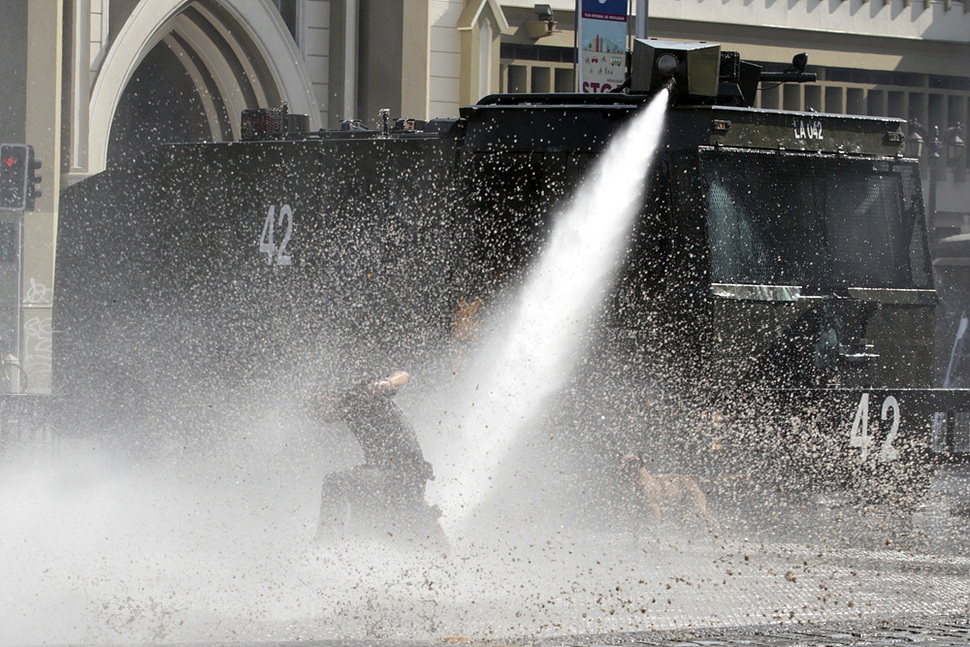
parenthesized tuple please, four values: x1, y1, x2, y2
(22, 279, 53, 391)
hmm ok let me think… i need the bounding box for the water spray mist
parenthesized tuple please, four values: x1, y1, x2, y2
(429, 90, 669, 533)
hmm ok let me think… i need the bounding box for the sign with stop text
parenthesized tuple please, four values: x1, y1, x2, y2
(577, 0, 628, 93)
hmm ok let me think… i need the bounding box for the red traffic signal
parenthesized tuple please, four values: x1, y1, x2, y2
(0, 144, 40, 211)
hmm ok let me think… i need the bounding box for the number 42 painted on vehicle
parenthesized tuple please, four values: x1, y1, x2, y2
(848, 393, 900, 462)
(259, 203, 293, 266)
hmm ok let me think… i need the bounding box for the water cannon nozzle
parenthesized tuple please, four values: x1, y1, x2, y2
(656, 53, 680, 78)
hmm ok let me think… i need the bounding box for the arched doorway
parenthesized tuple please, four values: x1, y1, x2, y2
(90, 0, 320, 174)
(106, 42, 210, 168)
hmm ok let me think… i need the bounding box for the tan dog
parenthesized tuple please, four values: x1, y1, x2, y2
(618, 453, 716, 531)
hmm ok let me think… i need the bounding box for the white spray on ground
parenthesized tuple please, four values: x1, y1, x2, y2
(426, 90, 669, 535)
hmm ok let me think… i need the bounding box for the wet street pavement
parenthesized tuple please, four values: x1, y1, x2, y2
(539, 463, 970, 646)
(4, 445, 970, 646)
(546, 616, 970, 646)
(267, 464, 970, 646)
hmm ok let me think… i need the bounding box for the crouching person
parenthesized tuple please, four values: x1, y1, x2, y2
(312, 371, 444, 545)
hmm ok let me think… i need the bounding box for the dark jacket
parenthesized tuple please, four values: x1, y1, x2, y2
(338, 382, 432, 480)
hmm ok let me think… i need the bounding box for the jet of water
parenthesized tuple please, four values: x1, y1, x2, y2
(429, 90, 669, 533)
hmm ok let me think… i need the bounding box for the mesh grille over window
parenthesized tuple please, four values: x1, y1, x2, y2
(700, 149, 931, 290)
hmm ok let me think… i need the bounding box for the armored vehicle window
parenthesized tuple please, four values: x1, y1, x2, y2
(701, 150, 931, 291)
(826, 172, 910, 288)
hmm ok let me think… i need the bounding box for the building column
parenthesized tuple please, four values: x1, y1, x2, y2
(401, 0, 430, 119)
(328, 0, 359, 128)
(23, 2, 63, 393)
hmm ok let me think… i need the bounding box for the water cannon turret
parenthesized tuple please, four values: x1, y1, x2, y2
(630, 39, 720, 102)
(628, 40, 817, 107)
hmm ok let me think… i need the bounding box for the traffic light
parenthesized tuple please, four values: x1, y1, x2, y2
(0, 144, 41, 211)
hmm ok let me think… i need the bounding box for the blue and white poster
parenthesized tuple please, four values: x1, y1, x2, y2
(576, 0, 628, 93)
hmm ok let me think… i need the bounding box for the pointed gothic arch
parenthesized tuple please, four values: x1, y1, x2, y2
(88, 0, 320, 174)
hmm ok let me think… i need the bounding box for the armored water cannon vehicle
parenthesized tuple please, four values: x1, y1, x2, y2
(52, 40, 969, 504)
